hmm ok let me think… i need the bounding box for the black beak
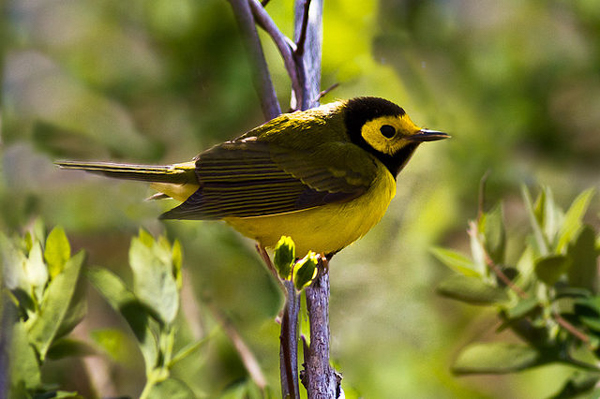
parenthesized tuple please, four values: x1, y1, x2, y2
(407, 129, 450, 142)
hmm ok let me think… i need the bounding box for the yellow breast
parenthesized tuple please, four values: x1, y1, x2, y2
(223, 163, 396, 256)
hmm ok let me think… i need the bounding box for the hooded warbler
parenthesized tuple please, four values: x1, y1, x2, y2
(57, 97, 448, 256)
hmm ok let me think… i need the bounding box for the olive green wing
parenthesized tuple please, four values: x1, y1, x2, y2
(160, 139, 378, 220)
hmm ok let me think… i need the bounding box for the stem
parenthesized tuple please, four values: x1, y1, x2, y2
(280, 280, 301, 398)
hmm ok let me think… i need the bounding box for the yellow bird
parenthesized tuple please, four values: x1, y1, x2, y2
(57, 97, 448, 256)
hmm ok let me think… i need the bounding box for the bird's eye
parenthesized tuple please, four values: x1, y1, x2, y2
(380, 125, 395, 138)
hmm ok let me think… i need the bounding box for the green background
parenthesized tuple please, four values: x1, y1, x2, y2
(2, 0, 600, 397)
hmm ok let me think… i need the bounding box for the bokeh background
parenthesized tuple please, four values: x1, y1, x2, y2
(2, 0, 600, 397)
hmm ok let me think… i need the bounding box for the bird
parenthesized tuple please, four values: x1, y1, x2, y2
(57, 97, 449, 256)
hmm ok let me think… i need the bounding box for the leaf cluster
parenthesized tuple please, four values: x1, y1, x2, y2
(433, 187, 600, 398)
(87, 229, 200, 399)
(2, 221, 86, 398)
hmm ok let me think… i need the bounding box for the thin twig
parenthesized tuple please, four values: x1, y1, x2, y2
(316, 82, 340, 102)
(469, 221, 529, 299)
(553, 311, 591, 345)
(256, 244, 284, 291)
(206, 301, 268, 391)
(294, 0, 312, 57)
(227, 0, 281, 120)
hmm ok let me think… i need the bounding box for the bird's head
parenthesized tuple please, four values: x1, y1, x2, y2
(344, 97, 449, 177)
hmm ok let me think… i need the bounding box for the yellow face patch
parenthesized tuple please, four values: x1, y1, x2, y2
(360, 115, 421, 155)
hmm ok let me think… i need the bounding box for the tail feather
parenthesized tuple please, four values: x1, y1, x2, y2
(56, 160, 200, 202)
(55, 160, 195, 184)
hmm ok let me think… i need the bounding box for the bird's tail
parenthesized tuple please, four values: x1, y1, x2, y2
(56, 160, 199, 202)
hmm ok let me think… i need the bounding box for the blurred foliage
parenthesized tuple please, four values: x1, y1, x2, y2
(2, 221, 86, 398)
(1, 0, 599, 398)
(435, 186, 600, 397)
(87, 230, 205, 398)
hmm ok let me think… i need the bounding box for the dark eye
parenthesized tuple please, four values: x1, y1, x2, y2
(380, 125, 395, 138)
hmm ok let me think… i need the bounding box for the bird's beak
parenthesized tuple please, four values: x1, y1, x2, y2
(407, 129, 450, 142)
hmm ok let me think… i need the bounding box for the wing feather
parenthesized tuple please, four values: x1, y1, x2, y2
(161, 138, 379, 220)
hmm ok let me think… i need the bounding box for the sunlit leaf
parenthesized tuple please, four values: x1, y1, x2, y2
(293, 251, 318, 291)
(274, 236, 295, 279)
(86, 267, 158, 370)
(479, 203, 506, 265)
(25, 242, 48, 303)
(534, 255, 571, 286)
(522, 185, 549, 255)
(437, 275, 510, 305)
(91, 329, 137, 365)
(44, 226, 71, 279)
(130, 235, 179, 325)
(172, 239, 183, 288)
(10, 321, 41, 390)
(556, 189, 595, 253)
(453, 342, 542, 374)
(28, 251, 85, 361)
(431, 247, 481, 277)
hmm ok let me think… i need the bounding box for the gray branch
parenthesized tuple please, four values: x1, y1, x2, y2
(249, 0, 303, 109)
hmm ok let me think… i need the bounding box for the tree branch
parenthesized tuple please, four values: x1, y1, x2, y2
(249, 0, 303, 108)
(303, 259, 340, 398)
(280, 281, 301, 398)
(293, 0, 322, 110)
(227, 0, 281, 120)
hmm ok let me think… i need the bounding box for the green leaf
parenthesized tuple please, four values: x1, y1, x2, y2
(580, 316, 600, 332)
(436, 275, 510, 305)
(86, 267, 158, 371)
(430, 247, 481, 277)
(293, 251, 318, 291)
(453, 342, 542, 374)
(549, 371, 600, 399)
(25, 242, 48, 303)
(130, 236, 179, 325)
(49, 391, 84, 399)
(172, 239, 183, 289)
(557, 189, 595, 253)
(274, 236, 295, 279)
(91, 328, 137, 365)
(47, 338, 96, 360)
(536, 187, 562, 247)
(138, 228, 155, 248)
(44, 226, 71, 279)
(506, 297, 541, 320)
(522, 185, 549, 255)
(146, 378, 196, 399)
(1, 232, 28, 292)
(28, 251, 85, 361)
(10, 321, 41, 390)
(479, 204, 506, 264)
(567, 225, 599, 293)
(534, 255, 571, 286)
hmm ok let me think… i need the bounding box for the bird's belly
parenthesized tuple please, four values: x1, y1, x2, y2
(223, 170, 396, 256)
